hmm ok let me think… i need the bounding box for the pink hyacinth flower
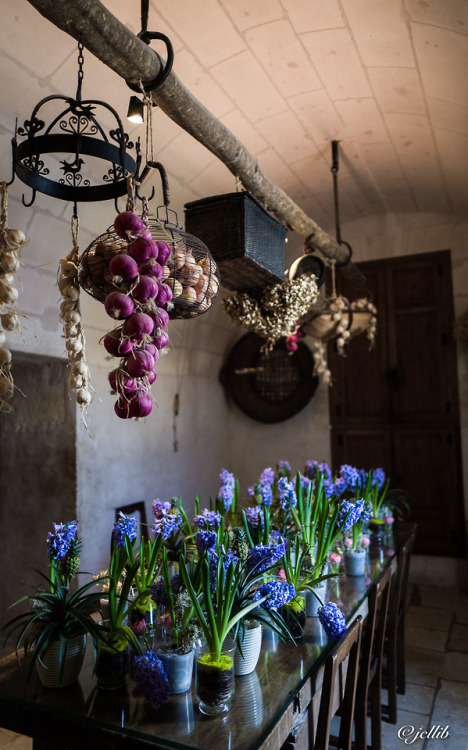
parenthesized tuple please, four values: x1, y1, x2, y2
(361, 536, 371, 547)
(329, 553, 341, 565)
(279, 569, 287, 581)
(385, 515, 395, 524)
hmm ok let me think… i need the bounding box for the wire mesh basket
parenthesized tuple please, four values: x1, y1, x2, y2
(78, 163, 220, 319)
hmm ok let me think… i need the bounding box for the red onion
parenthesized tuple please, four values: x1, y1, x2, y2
(126, 349, 155, 378)
(113, 211, 145, 240)
(139, 258, 163, 281)
(131, 276, 158, 304)
(103, 328, 134, 356)
(108, 253, 139, 282)
(149, 307, 170, 330)
(155, 282, 173, 307)
(109, 368, 137, 394)
(129, 392, 153, 418)
(142, 342, 160, 362)
(128, 237, 157, 264)
(156, 241, 172, 264)
(146, 369, 157, 385)
(105, 291, 135, 320)
(153, 330, 169, 350)
(125, 312, 154, 341)
(114, 398, 131, 419)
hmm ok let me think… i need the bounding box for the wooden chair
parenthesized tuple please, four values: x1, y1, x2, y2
(354, 561, 396, 750)
(382, 524, 417, 724)
(315, 616, 363, 750)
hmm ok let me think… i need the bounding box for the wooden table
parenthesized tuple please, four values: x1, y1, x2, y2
(0, 525, 411, 750)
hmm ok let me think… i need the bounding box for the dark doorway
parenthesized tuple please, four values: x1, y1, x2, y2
(0, 353, 76, 624)
(328, 250, 465, 557)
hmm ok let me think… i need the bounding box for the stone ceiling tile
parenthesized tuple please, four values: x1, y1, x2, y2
(405, 0, 468, 34)
(412, 24, 468, 106)
(414, 190, 452, 218)
(147, 0, 246, 67)
(368, 67, 426, 115)
(157, 130, 217, 184)
(246, 20, 322, 97)
(257, 110, 318, 164)
(301, 29, 372, 100)
(384, 113, 437, 156)
(0, 7, 75, 79)
(335, 99, 389, 143)
(188, 159, 235, 200)
(257, 147, 300, 192)
(220, 0, 283, 31)
(211, 51, 287, 121)
(426, 97, 468, 137)
(0, 54, 57, 131)
(399, 154, 444, 192)
(174, 50, 233, 118)
(282, 0, 346, 33)
(341, 0, 415, 67)
(359, 142, 408, 191)
(221, 110, 268, 153)
(290, 152, 334, 195)
(434, 130, 468, 177)
(287, 90, 345, 145)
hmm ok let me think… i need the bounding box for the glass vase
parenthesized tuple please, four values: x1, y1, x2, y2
(195, 644, 235, 715)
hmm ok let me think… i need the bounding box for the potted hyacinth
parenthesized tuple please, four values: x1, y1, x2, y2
(1, 521, 105, 688)
(151, 548, 202, 694)
(341, 500, 371, 576)
(95, 514, 144, 690)
(180, 533, 294, 715)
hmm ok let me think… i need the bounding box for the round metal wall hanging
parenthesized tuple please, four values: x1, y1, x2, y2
(220, 333, 318, 423)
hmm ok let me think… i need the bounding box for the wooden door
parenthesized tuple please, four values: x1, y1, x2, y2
(328, 250, 465, 557)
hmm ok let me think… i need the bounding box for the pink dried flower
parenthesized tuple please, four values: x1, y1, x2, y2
(329, 553, 341, 565)
(344, 538, 353, 548)
(361, 536, 371, 547)
(384, 515, 395, 524)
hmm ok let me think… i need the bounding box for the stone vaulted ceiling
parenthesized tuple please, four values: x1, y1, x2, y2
(0, 0, 467, 248)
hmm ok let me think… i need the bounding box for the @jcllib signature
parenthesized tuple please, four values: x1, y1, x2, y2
(398, 725, 450, 744)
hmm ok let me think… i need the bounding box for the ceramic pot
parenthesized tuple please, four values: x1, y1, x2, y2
(35, 633, 86, 688)
(305, 581, 327, 617)
(224, 624, 262, 676)
(195, 644, 235, 715)
(344, 548, 366, 577)
(155, 646, 194, 694)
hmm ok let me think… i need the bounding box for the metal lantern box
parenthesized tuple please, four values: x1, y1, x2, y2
(184, 191, 287, 291)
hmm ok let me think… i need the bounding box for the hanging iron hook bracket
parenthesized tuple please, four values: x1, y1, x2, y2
(126, 36, 174, 94)
(330, 139, 353, 267)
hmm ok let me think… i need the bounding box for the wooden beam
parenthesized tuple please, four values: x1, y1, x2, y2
(25, 0, 366, 286)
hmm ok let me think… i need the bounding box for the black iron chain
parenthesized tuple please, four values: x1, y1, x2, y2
(76, 41, 84, 101)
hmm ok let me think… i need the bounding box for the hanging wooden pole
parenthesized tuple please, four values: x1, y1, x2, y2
(25, 0, 366, 286)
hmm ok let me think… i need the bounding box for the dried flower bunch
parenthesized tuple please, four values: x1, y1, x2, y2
(0, 182, 28, 412)
(222, 274, 319, 344)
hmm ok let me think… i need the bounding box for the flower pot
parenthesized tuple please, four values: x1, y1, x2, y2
(195, 645, 235, 715)
(224, 624, 262, 676)
(36, 633, 87, 688)
(280, 597, 306, 640)
(305, 581, 327, 618)
(155, 646, 194, 694)
(344, 548, 366, 577)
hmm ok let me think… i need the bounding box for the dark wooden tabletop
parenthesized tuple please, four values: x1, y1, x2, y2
(0, 523, 414, 750)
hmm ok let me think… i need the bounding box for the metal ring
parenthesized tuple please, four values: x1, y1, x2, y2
(335, 240, 353, 267)
(126, 33, 174, 94)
